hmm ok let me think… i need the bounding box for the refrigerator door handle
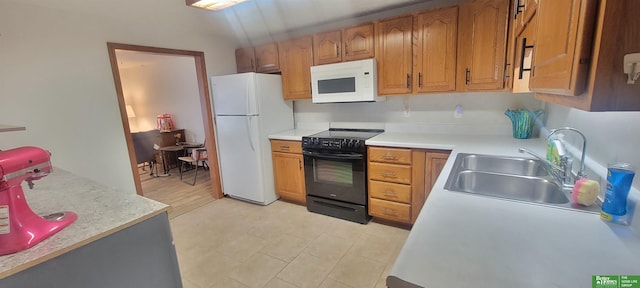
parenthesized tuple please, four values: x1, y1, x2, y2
(246, 116, 255, 151)
(245, 77, 251, 115)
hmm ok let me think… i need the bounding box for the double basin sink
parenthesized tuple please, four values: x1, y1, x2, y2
(444, 153, 600, 213)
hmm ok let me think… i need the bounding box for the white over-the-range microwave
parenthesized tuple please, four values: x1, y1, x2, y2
(310, 58, 385, 103)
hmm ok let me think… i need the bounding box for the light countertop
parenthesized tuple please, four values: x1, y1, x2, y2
(268, 128, 325, 141)
(365, 133, 640, 288)
(0, 169, 169, 279)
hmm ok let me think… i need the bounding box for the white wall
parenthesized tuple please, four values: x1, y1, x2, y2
(120, 53, 205, 143)
(294, 92, 543, 135)
(0, 0, 238, 194)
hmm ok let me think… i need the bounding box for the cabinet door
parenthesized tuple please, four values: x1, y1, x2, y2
(425, 152, 450, 192)
(512, 14, 536, 93)
(529, 0, 597, 96)
(376, 15, 413, 95)
(522, 0, 538, 25)
(414, 6, 458, 93)
(272, 151, 306, 204)
(313, 30, 342, 65)
(255, 43, 280, 73)
(457, 0, 509, 91)
(278, 36, 314, 100)
(343, 23, 374, 61)
(513, 0, 538, 34)
(235, 47, 255, 73)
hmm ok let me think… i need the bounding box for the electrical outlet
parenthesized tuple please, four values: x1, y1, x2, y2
(454, 105, 463, 119)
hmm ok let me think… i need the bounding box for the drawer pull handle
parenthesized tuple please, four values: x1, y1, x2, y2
(381, 171, 397, 178)
(382, 208, 397, 215)
(280, 145, 290, 150)
(381, 154, 397, 160)
(382, 190, 397, 196)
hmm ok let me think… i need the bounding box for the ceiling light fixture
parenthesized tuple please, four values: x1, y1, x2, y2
(186, 0, 248, 11)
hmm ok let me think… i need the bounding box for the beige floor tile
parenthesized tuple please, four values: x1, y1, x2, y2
(209, 277, 249, 288)
(229, 253, 288, 288)
(322, 217, 366, 240)
(181, 277, 202, 288)
(327, 254, 386, 288)
(363, 221, 410, 244)
(277, 252, 335, 288)
(304, 233, 353, 263)
(349, 232, 398, 264)
(263, 277, 299, 288)
(248, 217, 295, 242)
(178, 249, 241, 288)
(215, 233, 267, 263)
(261, 234, 309, 262)
(286, 215, 330, 241)
(171, 198, 410, 288)
(318, 278, 353, 288)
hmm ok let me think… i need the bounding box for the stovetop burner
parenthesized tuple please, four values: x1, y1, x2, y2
(302, 128, 384, 153)
(307, 128, 384, 140)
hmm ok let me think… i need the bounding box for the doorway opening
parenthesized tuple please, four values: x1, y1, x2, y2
(106, 43, 223, 215)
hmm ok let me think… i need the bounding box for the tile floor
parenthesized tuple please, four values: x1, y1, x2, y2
(170, 198, 410, 288)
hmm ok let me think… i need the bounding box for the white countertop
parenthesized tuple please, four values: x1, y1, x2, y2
(0, 169, 169, 279)
(269, 128, 325, 141)
(365, 133, 640, 288)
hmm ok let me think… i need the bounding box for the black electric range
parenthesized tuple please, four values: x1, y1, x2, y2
(301, 128, 384, 224)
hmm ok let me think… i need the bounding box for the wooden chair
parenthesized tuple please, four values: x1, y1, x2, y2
(178, 147, 208, 185)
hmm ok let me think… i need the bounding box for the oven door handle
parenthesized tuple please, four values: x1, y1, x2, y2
(302, 151, 364, 160)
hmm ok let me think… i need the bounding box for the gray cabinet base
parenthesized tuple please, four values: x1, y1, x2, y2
(1, 213, 182, 288)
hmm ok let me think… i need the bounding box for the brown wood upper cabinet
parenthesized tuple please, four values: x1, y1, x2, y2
(254, 43, 280, 73)
(343, 23, 375, 61)
(376, 15, 414, 95)
(414, 6, 458, 93)
(529, 0, 596, 96)
(313, 30, 342, 65)
(511, 3, 537, 93)
(457, 0, 509, 91)
(235, 43, 280, 73)
(313, 23, 374, 65)
(534, 0, 640, 111)
(235, 47, 255, 73)
(279, 36, 314, 100)
(513, 0, 538, 34)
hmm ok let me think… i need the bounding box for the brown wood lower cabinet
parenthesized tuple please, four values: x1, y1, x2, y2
(368, 146, 450, 225)
(271, 140, 306, 204)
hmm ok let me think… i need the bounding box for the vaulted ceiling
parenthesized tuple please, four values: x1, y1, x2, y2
(215, 0, 461, 47)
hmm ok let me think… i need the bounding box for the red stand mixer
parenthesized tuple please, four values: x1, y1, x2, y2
(0, 146, 77, 255)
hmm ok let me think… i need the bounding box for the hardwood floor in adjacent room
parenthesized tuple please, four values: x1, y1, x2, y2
(140, 166, 215, 219)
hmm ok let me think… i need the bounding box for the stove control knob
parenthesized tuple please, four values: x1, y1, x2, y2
(348, 140, 354, 148)
(354, 141, 361, 149)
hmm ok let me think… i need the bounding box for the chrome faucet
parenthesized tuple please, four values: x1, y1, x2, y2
(518, 147, 573, 186)
(519, 127, 587, 187)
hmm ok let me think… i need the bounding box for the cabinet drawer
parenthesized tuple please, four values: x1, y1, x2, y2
(369, 147, 412, 164)
(270, 140, 302, 153)
(369, 180, 411, 204)
(368, 162, 411, 184)
(369, 198, 411, 223)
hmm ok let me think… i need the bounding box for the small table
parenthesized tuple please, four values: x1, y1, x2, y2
(158, 143, 204, 176)
(158, 145, 185, 176)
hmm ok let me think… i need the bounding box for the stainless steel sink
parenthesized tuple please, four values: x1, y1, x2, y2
(454, 171, 568, 204)
(460, 154, 549, 177)
(444, 153, 600, 213)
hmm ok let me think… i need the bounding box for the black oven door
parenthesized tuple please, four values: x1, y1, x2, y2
(303, 150, 366, 205)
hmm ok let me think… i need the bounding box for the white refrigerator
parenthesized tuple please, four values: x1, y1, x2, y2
(211, 73, 294, 205)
